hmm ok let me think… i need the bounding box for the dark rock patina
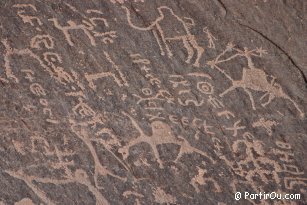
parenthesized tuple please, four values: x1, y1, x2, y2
(0, 0, 306, 204)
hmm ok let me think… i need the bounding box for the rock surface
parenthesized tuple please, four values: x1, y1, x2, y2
(0, 0, 306, 204)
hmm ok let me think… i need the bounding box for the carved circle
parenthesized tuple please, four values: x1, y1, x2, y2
(142, 88, 152, 96)
(197, 82, 213, 94)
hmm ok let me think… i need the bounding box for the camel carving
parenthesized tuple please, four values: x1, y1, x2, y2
(118, 112, 215, 168)
(122, 6, 204, 67)
(207, 45, 304, 118)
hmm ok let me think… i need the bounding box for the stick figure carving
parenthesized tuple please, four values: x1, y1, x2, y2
(208, 45, 304, 118)
(119, 112, 215, 168)
(122, 6, 204, 67)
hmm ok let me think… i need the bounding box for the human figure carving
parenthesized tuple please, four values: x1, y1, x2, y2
(203, 27, 217, 49)
(122, 6, 204, 67)
(208, 45, 304, 118)
(118, 112, 215, 168)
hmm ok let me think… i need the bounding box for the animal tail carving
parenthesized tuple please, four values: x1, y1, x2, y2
(286, 96, 305, 118)
(122, 6, 156, 31)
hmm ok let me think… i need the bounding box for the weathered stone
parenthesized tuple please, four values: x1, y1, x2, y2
(0, 0, 306, 204)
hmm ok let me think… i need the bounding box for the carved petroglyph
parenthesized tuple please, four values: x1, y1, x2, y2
(14, 198, 35, 205)
(29, 83, 46, 96)
(48, 18, 95, 46)
(123, 190, 143, 205)
(252, 118, 278, 136)
(284, 177, 307, 191)
(197, 81, 214, 94)
(178, 94, 205, 107)
(208, 44, 304, 117)
(123, 6, 204, 67)
(72, 97, 96, 118)
(131, 53, 161, 88)
(5, 170, 56, 205)
(153, 187, 176, 204)
(2, 39, 23, 83)
(272, 141, 304, 175)
(49, 8, 116, 47)
(221, 133, 283, 194)
(133, 89, 175, 105)
(167, 73, 219, 108)
(22, 104, 36, 112)
(119, 112, 215, 168)
(30, 34, 54, 49)
(111, 0, 144, 4)
(42, 52, 75, 85)
(202, 121, 215, 135)
(130, 54, 151, 65)
(133, 157, 150, 167)
(13, 4, 42, 27)
(203, 27, 217, 49)
(85, 51, 128, 90)
(102, 51, 128, 86)
(190, 166, 221, 193)
(21, 69, 35, 82)
(1, 40, 73, 85)
(29, 134, 53, 155)
(6, 168, 110, 205)
(272, 141, 296, 167)
(70, 125, 126, 189)
(224, 120, 246, 137)
(169, 75, 190, 88)
(146, 112, 165, 121)
(217, 110, 235, 119)
(85, 71, 121, 90)
(208, 96, 224, 109)
(1, 2, 306, 204)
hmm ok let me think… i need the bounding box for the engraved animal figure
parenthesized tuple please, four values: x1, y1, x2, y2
(70, 125, 126, 189)
(119, 112, 215, 168)
(122, 6, 204, 67)
(209, 46, 304, 118)
(48, 18, 96, 46)
(220, 67, 304, 118)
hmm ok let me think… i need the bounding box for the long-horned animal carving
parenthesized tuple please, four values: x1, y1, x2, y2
(119, 112, 215, 168)
(122, 6, 204, 67)
(207, 45, 304, 118)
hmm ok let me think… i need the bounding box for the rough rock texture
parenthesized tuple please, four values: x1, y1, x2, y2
(0, 0, 306, 204)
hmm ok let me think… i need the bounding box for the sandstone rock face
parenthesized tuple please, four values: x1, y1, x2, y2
(0, 1, 306, 204)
